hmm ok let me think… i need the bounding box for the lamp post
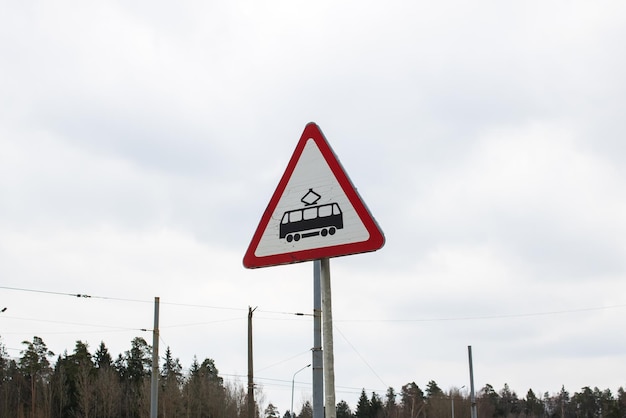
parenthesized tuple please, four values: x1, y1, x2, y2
(451, 386, 465, 418)
(291, 364, 311, 418)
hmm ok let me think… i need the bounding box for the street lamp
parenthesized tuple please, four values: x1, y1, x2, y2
(451, 386, 465, 418)
(291, 364, 311, 418)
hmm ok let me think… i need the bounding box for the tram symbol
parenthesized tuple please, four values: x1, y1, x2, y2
(279, 189, 344, 242)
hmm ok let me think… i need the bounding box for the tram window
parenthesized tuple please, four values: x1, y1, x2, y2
(303, 207, 317, 220)
(318, 205, 332, 217)
(289, 211, 302, 222)
(333, 204, 341, 215)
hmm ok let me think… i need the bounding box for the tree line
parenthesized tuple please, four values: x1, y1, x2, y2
(0, 335, 246, 417)
(320, 381, 626, 418)
(2, 335, 625, 418)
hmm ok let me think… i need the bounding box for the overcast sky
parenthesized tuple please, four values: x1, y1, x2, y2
(1, 0, 626, 415)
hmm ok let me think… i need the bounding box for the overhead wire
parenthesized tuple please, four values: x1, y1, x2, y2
(334, 324, 388, 390)
(3, 284, 625, 322)
(334, 303, 626, 323)
(256, 349, 312, 372)
(0, 314, 146, 333)
(0, 285, 308, 316)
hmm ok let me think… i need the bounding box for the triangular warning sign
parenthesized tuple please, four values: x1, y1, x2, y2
(243, 123, 385, 268)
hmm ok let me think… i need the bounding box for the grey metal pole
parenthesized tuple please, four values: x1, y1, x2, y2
(313, 260, 324, 418)
(291, 364, 311, 418)
(468, 346, 477, 418)
(321, 258, 336, 418)
(451, 393, 455, 418)
(150, 297, 160, 418)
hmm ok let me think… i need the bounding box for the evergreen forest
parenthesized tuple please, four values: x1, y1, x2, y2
(1, 335, 625, 418)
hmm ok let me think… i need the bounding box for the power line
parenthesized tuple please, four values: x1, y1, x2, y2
(0, 285, 100, 299)
(0, 285, 151, 303)
(1, 314, 145, 332)
(3, 284, 625, 323)
(160, 317, 243, 329)
(334, 324, 388, 389)
(220, 373, 380, 395)
(0, 285, 244, 310)
(334, 303, 626, 323)
(256, 349, 312, 372)
(0, 285, 306, 316)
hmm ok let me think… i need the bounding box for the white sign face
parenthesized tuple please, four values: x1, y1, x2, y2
(243, 122, 384, 269)
(254, 138, 370, 257)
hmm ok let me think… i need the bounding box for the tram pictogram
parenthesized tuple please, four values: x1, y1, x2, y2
(279, 189, 344, 242)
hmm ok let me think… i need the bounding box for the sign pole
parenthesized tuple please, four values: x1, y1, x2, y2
(312, 260, 324, 418)
(321, 257, 336, 418)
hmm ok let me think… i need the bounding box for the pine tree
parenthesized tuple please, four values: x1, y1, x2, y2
(337, 399, 354, 418)
(184, 356, 226, 417)
(0, 338, 15, 417)
(356, 389, 371, 418)
(0, 337, 8, 378)
(425, 380, 446, 418)
(385, 387, 398, 417)
(425, 380, 443, 399)
(298, 400, 312, 418)
(20, 336, 54, 418)
(161, 346, 184, 416)
(124, 336, 151, 384)
(478, 384, 499, 417)
(370, 392, 384, 418)
(161, 346, 182, 382)
(616, 387, 626, 417)
(120, 337, 152, 417)
(498, 383, 520, 416)
(71, 341, 95, 417)
(93, 341, 113, 369)
(524, 389, 544, 417)
(399, 382, 424, 418)
(264, 402, 280, 418)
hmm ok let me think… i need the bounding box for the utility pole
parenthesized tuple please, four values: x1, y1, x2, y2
(150, 297, 160, 418)
(248, 306, 257, 418)
(321, 258, 336, 418)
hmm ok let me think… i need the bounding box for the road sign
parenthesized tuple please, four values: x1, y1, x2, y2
(243, 122, 384, 268)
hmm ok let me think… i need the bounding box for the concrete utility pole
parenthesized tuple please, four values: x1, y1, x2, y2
(248, 306, 257, 418)
(321, 258, 336, 418)
(150, 297, 160, 418)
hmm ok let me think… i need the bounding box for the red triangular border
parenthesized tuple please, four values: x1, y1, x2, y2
(243, 122, 385, 268)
